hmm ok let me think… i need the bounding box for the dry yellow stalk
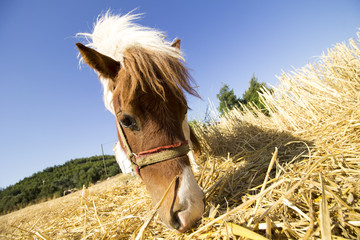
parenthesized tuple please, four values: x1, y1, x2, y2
(319, 173, 332, 240)
(134, 175, 179, 240)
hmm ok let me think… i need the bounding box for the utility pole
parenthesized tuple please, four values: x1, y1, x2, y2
(101, 144, 108, 176)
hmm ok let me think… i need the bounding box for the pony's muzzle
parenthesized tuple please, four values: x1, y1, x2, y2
(169, 165, 205, 232)
(139, 155, 204, 232)
(173, 209, 199, 233)
(170, 195, 205, 232)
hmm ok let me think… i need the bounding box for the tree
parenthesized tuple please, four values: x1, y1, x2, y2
(240, 74, 273, 115)
(0, 155, 120, 215)
(217, 84, 240, 115)
(217, 74, 273, 116)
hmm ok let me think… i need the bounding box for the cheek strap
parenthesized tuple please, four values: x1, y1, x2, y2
(115, 118, 189, 172)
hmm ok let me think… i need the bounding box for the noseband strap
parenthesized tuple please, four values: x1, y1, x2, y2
(134, 141, 189, 168)
(115, 117, 189, 170)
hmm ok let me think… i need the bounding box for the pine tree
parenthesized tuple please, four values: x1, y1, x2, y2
(217, 84, 240, 115)
(217, 74, 273, 116)
(240, 74, 273, 115)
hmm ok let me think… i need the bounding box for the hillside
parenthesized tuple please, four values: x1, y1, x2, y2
(0, 155, 120, 215)
(0, 174, 136, 239)
(0, 33, 359, 239)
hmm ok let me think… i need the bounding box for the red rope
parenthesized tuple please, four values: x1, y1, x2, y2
(115, 119, 188, 179)
(136, 140, 188, 156)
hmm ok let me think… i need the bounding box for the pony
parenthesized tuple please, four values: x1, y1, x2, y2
(76, 12, 204, 232)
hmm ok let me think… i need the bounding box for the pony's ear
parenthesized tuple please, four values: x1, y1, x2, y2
(171, 39, 181, 50)
(76, 43, 120, 80)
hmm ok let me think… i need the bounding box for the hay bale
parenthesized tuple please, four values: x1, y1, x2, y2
(191, 32, 360, 239)
(1, 33, 359, 239)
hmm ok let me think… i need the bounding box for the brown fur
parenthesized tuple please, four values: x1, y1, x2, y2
(111, 46, 201, 231)
(189, 125, 202, 155)
(112, 46, 201, 150)
(76, 43, 120, 79)
(113, 47, 199, 107)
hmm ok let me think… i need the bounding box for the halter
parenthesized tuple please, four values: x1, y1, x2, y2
(115, 116, 190, 174)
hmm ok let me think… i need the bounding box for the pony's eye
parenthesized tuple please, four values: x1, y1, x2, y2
(120, 114, 139, 131)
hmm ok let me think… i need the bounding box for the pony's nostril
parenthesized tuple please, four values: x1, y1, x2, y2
(175, 210, 193, 233)
(171, 211, 182, 230)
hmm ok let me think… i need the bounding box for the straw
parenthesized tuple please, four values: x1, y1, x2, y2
(134, 175, 179, 240)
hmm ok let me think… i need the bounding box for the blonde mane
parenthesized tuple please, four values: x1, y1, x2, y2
(77, 11, 199, 113)
(115, 46, 198, 108)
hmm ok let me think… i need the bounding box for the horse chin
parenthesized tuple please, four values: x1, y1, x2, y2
(140, 157, 204, 232)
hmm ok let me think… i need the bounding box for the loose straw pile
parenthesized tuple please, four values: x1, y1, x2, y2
(191, 33, 360, 239)
(1, 32, 360, 239)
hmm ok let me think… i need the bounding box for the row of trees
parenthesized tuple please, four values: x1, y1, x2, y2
(0, 155, 120, 215)
(217, 74, 273, 115)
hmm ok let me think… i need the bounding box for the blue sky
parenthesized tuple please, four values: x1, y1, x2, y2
(0, 0, 359, 188)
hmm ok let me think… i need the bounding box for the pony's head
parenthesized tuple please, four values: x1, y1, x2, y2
(76, 12, 204, 232)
